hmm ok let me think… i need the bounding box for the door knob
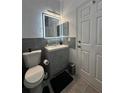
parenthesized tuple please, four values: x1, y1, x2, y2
(78, 41, 81, 43)
(77, 46, 81, 48)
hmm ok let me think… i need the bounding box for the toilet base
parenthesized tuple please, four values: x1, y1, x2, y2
(30, 84, 43, 93)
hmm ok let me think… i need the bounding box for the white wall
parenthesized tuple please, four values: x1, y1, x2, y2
(60, 0, 86, 64)
(22, 0, 60, 38)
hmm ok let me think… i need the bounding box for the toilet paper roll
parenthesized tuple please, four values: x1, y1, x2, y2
(43, 59, 49, 65)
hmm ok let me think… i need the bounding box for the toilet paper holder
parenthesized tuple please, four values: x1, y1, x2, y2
(43, 59, 49, 65)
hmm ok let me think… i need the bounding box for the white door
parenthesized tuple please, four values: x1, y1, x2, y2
(77, 0, 102, 91)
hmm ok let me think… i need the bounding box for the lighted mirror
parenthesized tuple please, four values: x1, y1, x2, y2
(42, 11, 69, 38)
(42, 12, 61, 38)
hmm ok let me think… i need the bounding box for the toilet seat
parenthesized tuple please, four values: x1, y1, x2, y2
(24, 65, 44, 88)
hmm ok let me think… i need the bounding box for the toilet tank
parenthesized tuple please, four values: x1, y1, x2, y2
(23, 50, 42, 68)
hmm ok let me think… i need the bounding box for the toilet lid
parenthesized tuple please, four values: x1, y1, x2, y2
(25, 65, 44, 83)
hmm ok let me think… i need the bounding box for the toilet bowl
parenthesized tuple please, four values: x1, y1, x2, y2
(24, 65, 44, 88)
(23, 50, 44, 93)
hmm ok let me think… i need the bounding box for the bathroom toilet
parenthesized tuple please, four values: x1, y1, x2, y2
(23, 50, 44, 93)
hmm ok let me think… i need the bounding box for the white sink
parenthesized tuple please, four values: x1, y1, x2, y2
(45, 45, 69, 51)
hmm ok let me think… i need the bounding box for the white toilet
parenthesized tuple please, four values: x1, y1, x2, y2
(23, 50, 44, 93)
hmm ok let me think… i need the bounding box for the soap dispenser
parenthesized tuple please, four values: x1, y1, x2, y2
(59, 39, 63, 45)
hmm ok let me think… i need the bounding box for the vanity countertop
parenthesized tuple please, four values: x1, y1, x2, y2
(45, 45, 69, 51)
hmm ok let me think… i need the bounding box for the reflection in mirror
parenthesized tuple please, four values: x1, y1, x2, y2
(62, 22, 69, 36)
(43, 13, 60, 38)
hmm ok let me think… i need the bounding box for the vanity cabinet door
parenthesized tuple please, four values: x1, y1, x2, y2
(47, 48, 69, 78)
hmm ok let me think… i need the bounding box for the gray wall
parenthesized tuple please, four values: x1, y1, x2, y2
(22, 0, 60, 38)
(22, 38, 47, 52)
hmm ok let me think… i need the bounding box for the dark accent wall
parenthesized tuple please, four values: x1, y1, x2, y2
(22, 38, 47, 52)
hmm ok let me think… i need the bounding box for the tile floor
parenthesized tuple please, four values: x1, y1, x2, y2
(61, 76, 100, 93)
(23, 74, 101, 93)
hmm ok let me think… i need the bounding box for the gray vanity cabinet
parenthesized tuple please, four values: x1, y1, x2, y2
(46, 48, 69, 78)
